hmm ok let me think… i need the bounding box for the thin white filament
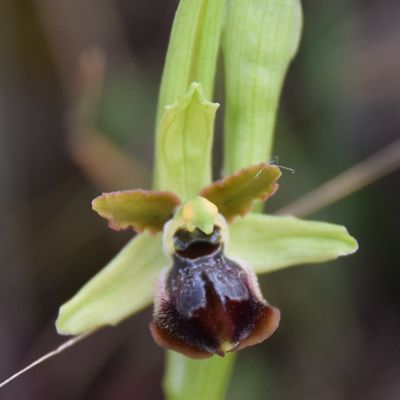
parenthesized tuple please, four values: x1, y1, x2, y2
(0, 330, 94, 389)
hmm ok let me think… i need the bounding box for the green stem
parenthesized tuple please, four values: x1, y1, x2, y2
(164, 351, 236, 400)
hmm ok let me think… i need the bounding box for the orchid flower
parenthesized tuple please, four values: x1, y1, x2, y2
(56, 85, 357, 359)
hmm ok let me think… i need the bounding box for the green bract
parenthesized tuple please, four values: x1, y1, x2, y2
(155, 0, 225, 124)
(223, 0, 303, 174)
(155, 83, 218, 199)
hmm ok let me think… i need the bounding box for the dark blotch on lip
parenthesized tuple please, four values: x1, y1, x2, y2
(150, 228, 280, 358)
(173, 227, 221, 259)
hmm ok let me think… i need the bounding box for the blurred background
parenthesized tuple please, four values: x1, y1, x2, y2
(0, 0, 399, 399)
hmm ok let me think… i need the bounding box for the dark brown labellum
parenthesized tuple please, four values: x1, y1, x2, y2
(150, 227, 280, 359)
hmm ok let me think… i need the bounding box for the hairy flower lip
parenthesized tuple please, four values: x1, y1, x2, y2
(150, 241, 280, 359)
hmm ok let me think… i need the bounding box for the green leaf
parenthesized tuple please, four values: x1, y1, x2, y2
(155, 0, 225, 125)
(222, 0, 302, 174)
(56, 233, 168, 335)
(164, 351, 235, 400)
(227, 214, 358, 274)
(154, 83, 218, 200)
(200, 163, 281, 222)
(92, 190, 181, 233)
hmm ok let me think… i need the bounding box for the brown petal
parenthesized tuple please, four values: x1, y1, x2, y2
(92, 189, 181, 233)
(200, 163, 281, 222)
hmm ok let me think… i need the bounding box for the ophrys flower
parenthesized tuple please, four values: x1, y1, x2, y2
(56, 159, 357, 358)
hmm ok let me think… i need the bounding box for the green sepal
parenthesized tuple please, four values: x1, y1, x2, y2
(227, 214, 358, 274)
(56, 233, 168, 335)
(200, 163, 281, 222)
(92, 190, 181, 233)
(154, 82, 218, 200)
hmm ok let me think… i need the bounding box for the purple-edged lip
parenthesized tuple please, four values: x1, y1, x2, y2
(150, 228, 280, 358)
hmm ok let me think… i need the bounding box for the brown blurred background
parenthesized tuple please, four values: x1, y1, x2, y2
(0, 0, 399, 399)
